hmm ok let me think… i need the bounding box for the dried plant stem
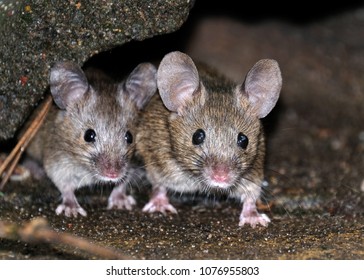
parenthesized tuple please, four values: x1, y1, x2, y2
(0, 95, 53, 190)
(0, 217, 129, 260)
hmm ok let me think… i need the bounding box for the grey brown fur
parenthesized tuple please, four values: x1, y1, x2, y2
(136, 51, 282, 227)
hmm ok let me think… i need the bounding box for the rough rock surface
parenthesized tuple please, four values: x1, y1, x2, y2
(0, 0, 193, 140)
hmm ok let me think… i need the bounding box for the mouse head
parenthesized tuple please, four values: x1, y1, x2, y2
(49, 61, 156, 182)
(157, 51, 282, 191)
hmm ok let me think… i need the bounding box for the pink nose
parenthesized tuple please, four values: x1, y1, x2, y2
(211, 173, 229, 183)
(103, 170, 120, 179)
(210, 166, 230, 183)
(96, 153, 125, 180)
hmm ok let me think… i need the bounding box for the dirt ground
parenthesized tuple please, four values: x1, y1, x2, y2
(0, 3, 363, 260)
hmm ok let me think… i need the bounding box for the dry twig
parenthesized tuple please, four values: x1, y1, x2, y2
(0, 217, 130, 260)
(0, 95, 53, 190)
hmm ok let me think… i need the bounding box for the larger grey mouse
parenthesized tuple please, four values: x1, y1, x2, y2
(136, 51, 282, 227)
(26, 61, 156, 217)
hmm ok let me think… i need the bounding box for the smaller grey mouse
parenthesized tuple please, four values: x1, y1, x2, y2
(26, 61, 156, 217)
(136, 51, 282, 227)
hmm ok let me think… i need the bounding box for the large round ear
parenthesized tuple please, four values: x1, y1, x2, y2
(157, 51, 201, 114)
(123, 62, 157, 110)
(238, 59, 282, 118)
(49, 61, 89, 110)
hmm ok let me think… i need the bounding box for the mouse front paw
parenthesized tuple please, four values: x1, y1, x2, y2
(142, 192, 177, 215)
(107, 194, 136, 210)
(55, 203, 87, 217)
(239, 212, 270, 228)
(107, 185, 136, 210)
(239, 197, 271, 228)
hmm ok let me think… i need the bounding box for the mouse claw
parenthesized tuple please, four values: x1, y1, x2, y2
(142, 201, 178, 215)
(55, 203, 87, 217)
(107, 185, 136, 210)
(239, 213, 270, 228)
(107, 194, 136, 210)
(55, 191, 87, 217)
(143, 188, 178, 215)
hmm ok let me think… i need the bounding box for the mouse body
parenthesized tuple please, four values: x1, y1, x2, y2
(26, 61, 156, 217)
(136, 51, 282, 227)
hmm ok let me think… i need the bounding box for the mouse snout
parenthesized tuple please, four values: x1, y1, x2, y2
(204, 163, 235, 188)
(95, 153, 126, 181)
(211, 165, 230, 183)
(102, 169, 122, 180)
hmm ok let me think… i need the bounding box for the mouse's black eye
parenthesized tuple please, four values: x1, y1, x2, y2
(192, 129, 205, 145)
(237, 132, 249, 149)
(84, 129, 96, 143)
(125, 130, 133, 144)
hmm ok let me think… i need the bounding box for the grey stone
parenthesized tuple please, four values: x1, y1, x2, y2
(0, 0, 193, 140)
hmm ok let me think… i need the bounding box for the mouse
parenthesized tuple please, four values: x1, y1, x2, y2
(136, 51, 282, 227)
(26, 61, 157, 217)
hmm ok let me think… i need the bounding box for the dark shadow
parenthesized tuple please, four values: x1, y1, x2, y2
(83, 0, 364, 78)
(261, 96, 286, 138)
(189, 0, 364, 25)
(83, 19, 195, 80)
